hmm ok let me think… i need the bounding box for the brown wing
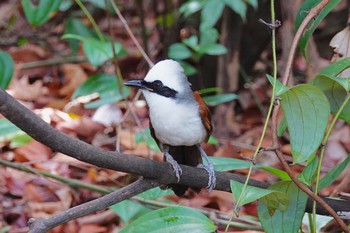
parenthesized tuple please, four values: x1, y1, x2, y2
(193, 91, 213, 142)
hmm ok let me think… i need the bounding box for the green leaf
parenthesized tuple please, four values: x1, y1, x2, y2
(135, 128, 160, 152)
(319, 155, 350, 190)
(198, 87, 222, 95)
(230, 180, 283, 205)
(168, 43, 192, 60)
(198, 43, 227, 56)
(200, 0, 225, 31)
(64, 18, 97, 54)
(110, 200, 151, 223)
(280, 84, 330, 163)
(258, 181, 308, 233)
(72, 74, 130, 108)
(21, 0, 62, 26)
(277, 116, 287, 137)
(247, 0, 258, 10)
(178, 61, 197, 76)
(266, 74, 289, 96)
(316, 57, 350, 91)
(298, 156, 318, 186)
(182, 35, 199, 51)
(0, 119, 32, 147)
(223, 0, 247, 20)
(120, 206, 216, 233)
(313, 76, 350, 122)
(0, 50, 14, 89)
(10, 134, 33, 148)
(295, 0, 341, 58)
(207, 135, 218, 145)
(199, 28, 219, 45)
(312, 58, 350, 122)
(137, 187, 173, 200)
(179, 0, 204, 18)
(208, 157, 289, 180)
(62, 34, 126, 67)
(203, 93, 238, 106)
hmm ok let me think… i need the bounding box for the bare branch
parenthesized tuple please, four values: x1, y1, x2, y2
(28, 178, 159, 233)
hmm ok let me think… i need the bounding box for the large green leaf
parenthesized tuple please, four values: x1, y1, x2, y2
(62, 34, 126, 67)
(72, 74, 130, 108)
(295, 0, 341, 58)
(230, 180, 287, 206)
(21, 0, 62, 26)
(280, 84, 330, 163)
(0, 50, 14, 89)
(120, 206, 216, 233)
(258, 181, 308, 233)
(208, 157, 289, 180)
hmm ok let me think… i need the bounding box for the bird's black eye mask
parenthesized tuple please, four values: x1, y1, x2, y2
(142, 80, 177, 98)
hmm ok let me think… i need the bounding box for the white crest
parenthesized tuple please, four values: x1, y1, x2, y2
(144, 60, 191, 93)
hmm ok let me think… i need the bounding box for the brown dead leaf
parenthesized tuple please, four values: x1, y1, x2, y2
(9, 44, 49, 78)
(8, 76, 48, 101)
(56, 117, 104, 140)
(77, 209, 117, 225)
(24, 181, 59, 203)
(329, 24, 350, 77)
(14, 140, 52, 163)
(59, 64, 88, 97)
(26, 201, 65, 219)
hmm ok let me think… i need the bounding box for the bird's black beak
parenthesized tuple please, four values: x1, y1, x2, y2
(124, 80, 143, 89)
(124, 79, 154, 92)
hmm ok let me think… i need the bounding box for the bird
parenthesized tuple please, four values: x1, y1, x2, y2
(124, 59, 216, 196)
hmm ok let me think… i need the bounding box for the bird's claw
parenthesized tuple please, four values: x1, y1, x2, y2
(164, 151, 182, 182)
(198, 163, 216, 191)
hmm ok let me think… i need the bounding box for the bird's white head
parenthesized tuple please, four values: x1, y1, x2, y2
(124, 60, 193, 100)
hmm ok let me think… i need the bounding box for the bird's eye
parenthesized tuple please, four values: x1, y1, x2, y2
(153, 80, 163, 89)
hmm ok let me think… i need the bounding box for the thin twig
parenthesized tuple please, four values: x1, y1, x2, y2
(28, 178, 159, 233)
(109, 0, 154, 67)
(281, 0, 331, 85)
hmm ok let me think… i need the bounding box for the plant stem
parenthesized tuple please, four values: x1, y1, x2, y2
(0, 158, 112, 194)
(20, 56, 87, 69)
(75, 0, 105, 42)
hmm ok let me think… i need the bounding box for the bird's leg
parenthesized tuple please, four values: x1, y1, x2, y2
(196, 144, 216, 191)
(162, 144, 182, 182)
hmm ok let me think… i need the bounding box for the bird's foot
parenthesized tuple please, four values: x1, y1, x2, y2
(197, 163, 216, 191)
(197, 145, 216, 191)
(163, 151, 182, 182)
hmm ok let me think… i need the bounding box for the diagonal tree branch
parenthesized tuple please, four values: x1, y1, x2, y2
(28, 178, 159, 233)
